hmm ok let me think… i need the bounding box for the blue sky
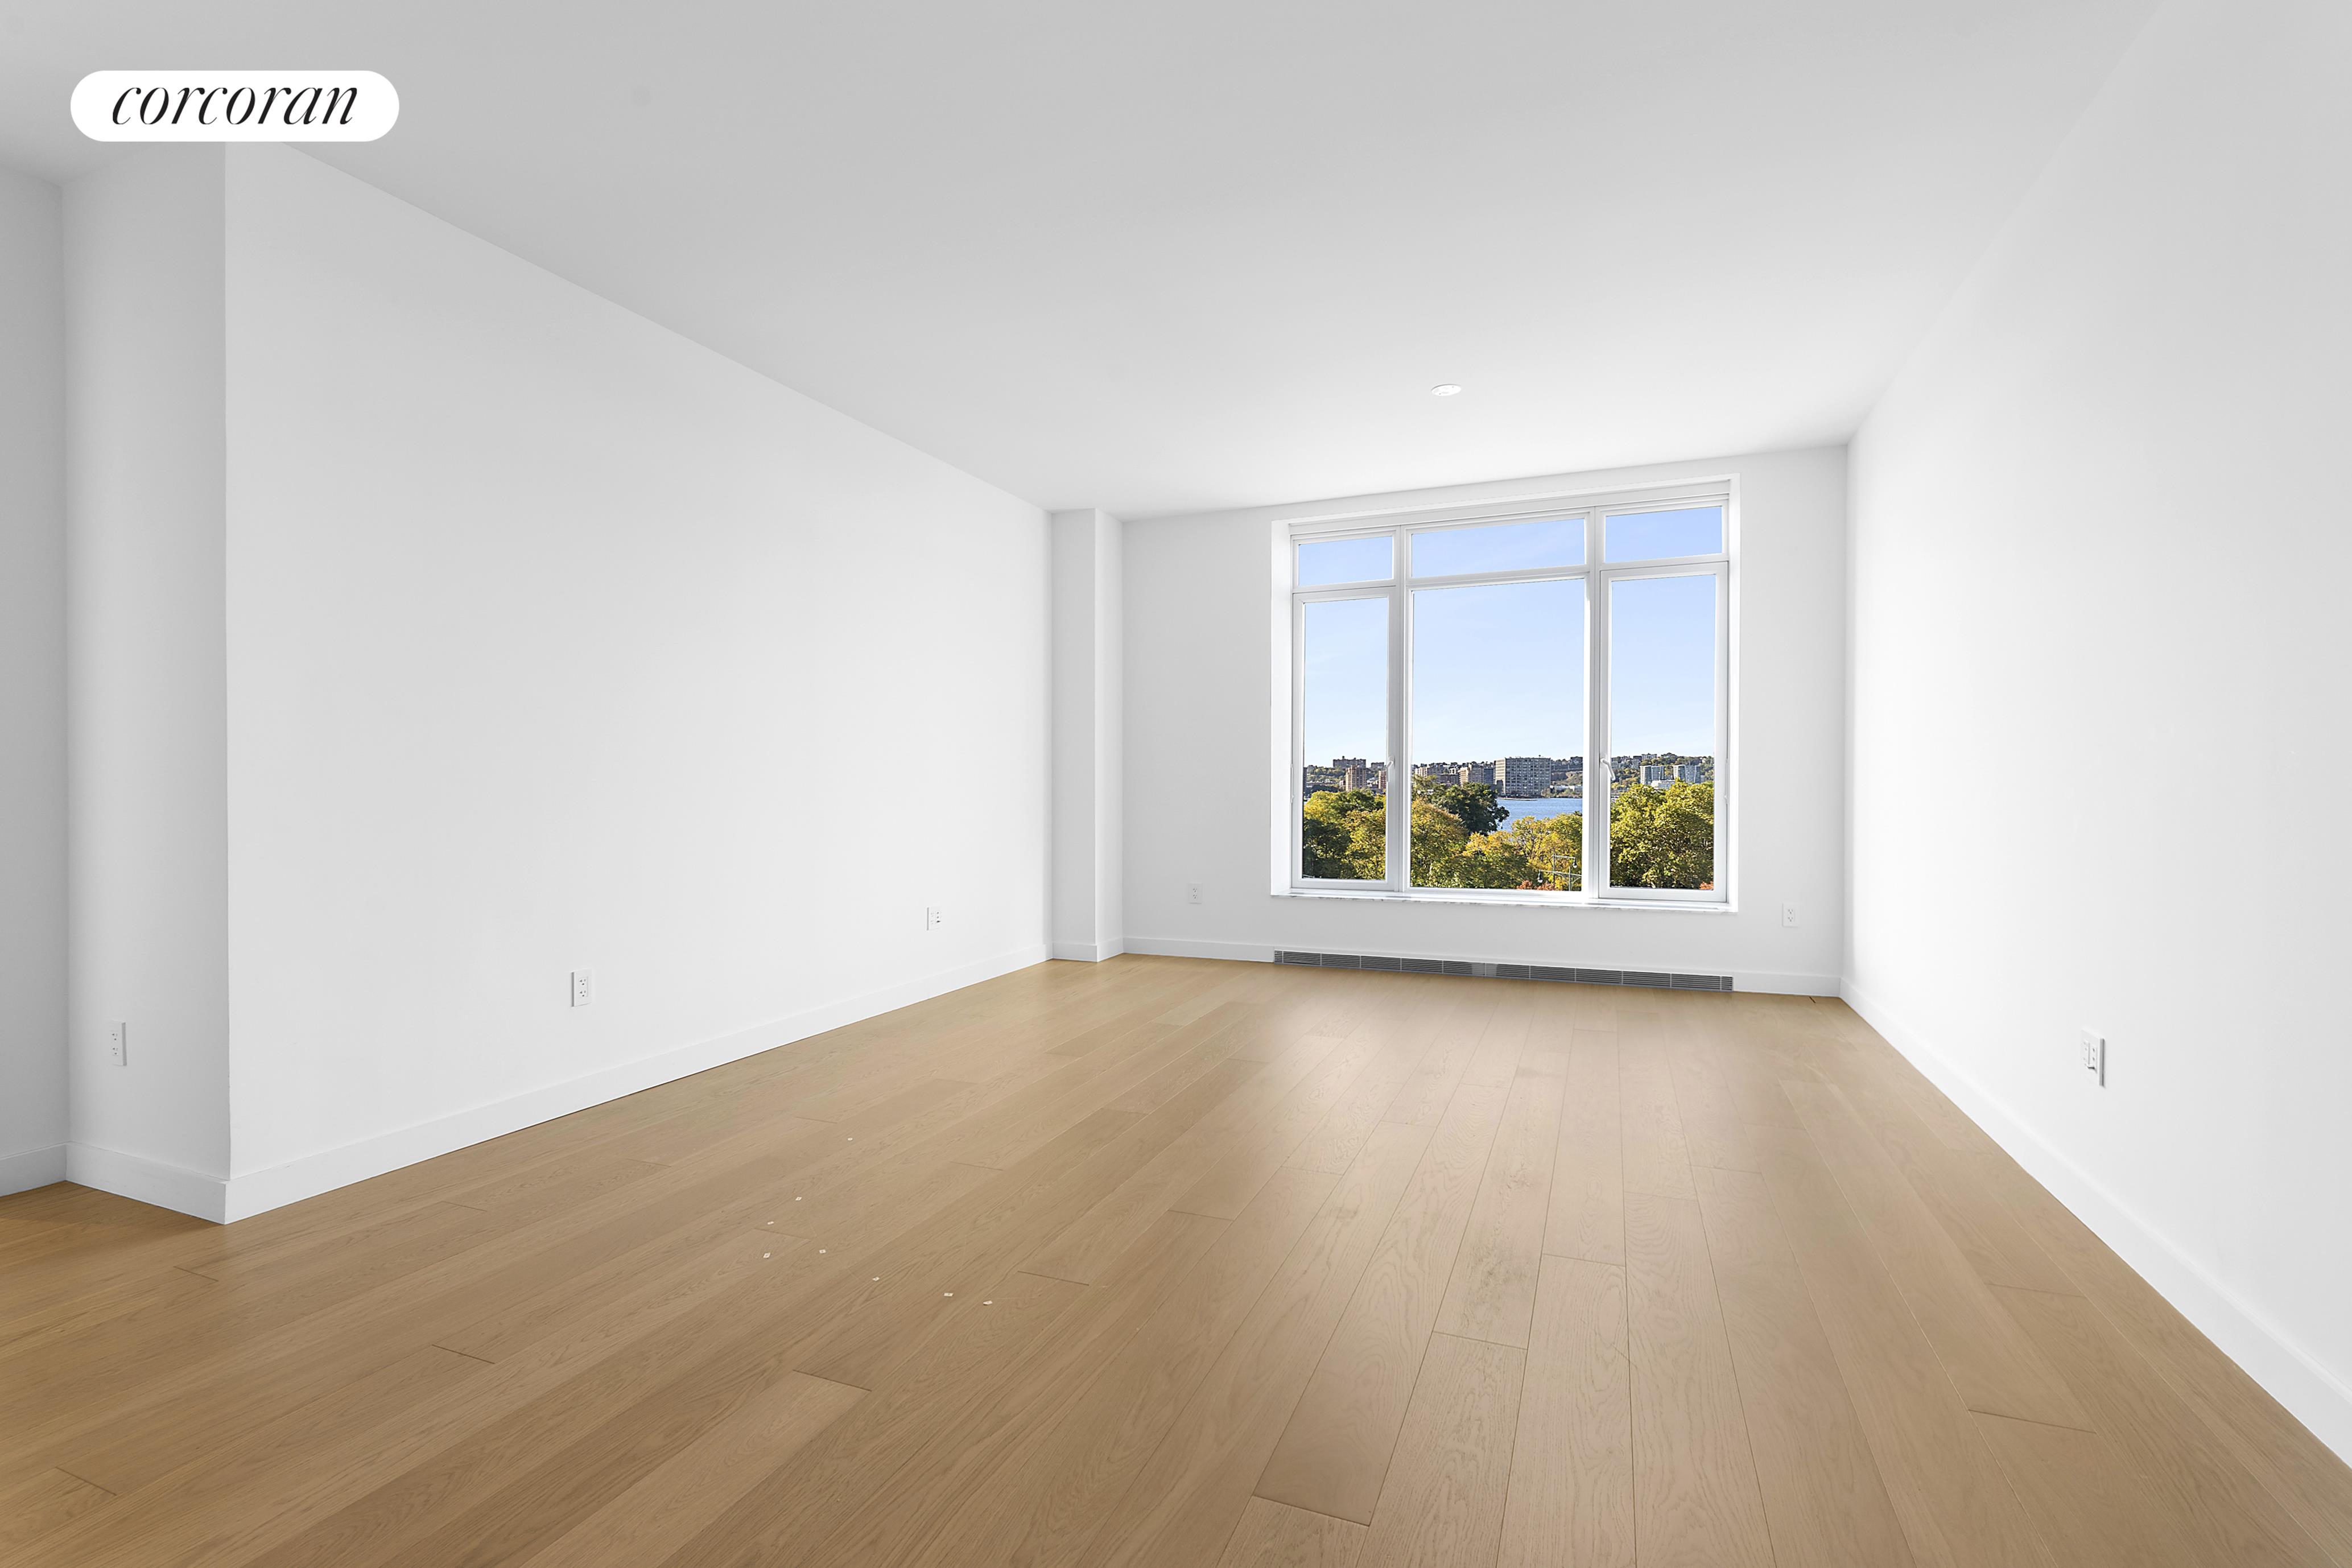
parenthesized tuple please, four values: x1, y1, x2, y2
(1413, 579, 1582, 760)
(1303, 571, 1716, 764)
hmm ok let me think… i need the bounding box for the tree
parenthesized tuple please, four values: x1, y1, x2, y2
(1301, 789, 1385, 880)
(1410, 775, 1506, 836)
(1607, 781, 1714, 889)
(1466, 811, 1582, 890)
(1409, 798, 1471, 886)
(1303, 780, 1711, 894)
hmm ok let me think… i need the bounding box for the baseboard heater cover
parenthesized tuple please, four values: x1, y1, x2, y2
(1273, 950, 1732, 991)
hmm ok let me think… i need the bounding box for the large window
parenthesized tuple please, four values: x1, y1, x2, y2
(1288, 486, 1730, 903)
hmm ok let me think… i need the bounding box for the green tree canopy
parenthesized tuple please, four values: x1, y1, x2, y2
(1301, 789, 1385, 880)
(1607, 781, 1714, 890)
(1409, 775, 1506, 836)
(1301, 779, 1711, 892)
(1466, 811, 1582, 891)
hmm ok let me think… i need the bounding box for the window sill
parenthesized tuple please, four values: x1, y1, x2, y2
(1274, 887, 1734, 914)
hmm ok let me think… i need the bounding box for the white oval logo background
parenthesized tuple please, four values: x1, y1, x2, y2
(72, 71, 399, 142)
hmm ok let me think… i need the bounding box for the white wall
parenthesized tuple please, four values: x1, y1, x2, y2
(1050, 508, 1124, 960)
(0, 165, 68, 1194)
(1099, 513, 1124, 954)
(211, 146, 1048, 1212)
(1845, 0, 2352, 1456)
(62, 147, 234, 1210)
(1125, 446, 1846, 991)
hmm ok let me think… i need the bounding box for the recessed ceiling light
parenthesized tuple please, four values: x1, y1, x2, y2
(1430, 383, 1462, 397)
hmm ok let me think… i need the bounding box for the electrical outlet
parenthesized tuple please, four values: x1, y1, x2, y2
(925, 906, 943, 931)
(571, 969, 593, 1008)
(2080, 1029, 2105, 1085)
(1781, 903, 1798, 928)
(108, 1021, 128, 1067)
(1187, 882, 1202, 905)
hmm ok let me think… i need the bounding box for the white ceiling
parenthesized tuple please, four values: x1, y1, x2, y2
(0, 1, 2155, 517)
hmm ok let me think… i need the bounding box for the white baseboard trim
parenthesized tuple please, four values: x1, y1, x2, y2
(1050, 939, 1128, 963)
(1121, 936, 1837, 996)
(1124, 936, 1273, 963)
(1730, 970, 1843, 996)
(1842, 977, 2352, 1465)
(0, 1143, 69, 1198)
(64, 943, 1049, 1226)
(65, 1143, 229, 1222)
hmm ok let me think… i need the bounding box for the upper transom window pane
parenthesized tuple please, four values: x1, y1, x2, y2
(1297, 534, 1394, 586)
(1410, 516, 1582, 576)
(1603, 504, 1724, 562)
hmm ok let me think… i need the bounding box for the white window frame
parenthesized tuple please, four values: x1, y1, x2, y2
(1285, 480, 1735, 907)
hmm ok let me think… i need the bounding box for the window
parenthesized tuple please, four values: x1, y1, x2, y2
(1287, 486, 1730, 903)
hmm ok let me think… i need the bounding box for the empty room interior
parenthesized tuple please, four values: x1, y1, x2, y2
(3, 2, 2349, 1565)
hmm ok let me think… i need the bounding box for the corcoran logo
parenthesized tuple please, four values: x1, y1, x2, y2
(71, 71, 399, 142)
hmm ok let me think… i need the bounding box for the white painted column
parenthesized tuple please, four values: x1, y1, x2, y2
(62, 147, 235, 1217)
(0, 166, 70, 1196)
(1050, 509, 1124, 960)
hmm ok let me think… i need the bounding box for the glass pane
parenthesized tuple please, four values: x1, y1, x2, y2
(1409, 579, 1584, 891)
(1604, 504, 1723, 562)
(1410, 516, 1582, 577)
(1300, 596, 1388, 881)
(1607, 573, 1718, 891)
(1297, 534, 1393, 587)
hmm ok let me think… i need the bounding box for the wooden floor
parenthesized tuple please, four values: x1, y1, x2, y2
(7, 957, 2352, 1568)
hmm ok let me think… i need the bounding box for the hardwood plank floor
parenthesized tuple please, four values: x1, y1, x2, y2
(1623, 1189, 1775, 1568)
(1356, 1332, 1521, 1568)
(1497, 1254, 1633, 1568)
(5, 956, 2349, 1568)
(1543, 1028, 1626, 1267)
(1219, 1497, 1367, 1568)
(1255, 1083, 1507, 1524)
(1692, 1165, 1913, 1567)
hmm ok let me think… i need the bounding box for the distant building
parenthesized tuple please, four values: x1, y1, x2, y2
(1303, 758, 1388, 798)
(1459, 762, 1495, 786)
(1638, 760, 1711, 788)
(1496, 756, 1561, 798)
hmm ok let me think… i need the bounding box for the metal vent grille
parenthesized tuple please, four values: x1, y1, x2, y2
(1273, 951, 1732, 992)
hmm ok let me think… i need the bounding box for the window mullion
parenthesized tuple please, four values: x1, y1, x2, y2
(1590, 558, 1612, 897)
(1290, 596, 1306, 889)
(1388, 529, 1409, 890)
(1715, 558, 1731, 905)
